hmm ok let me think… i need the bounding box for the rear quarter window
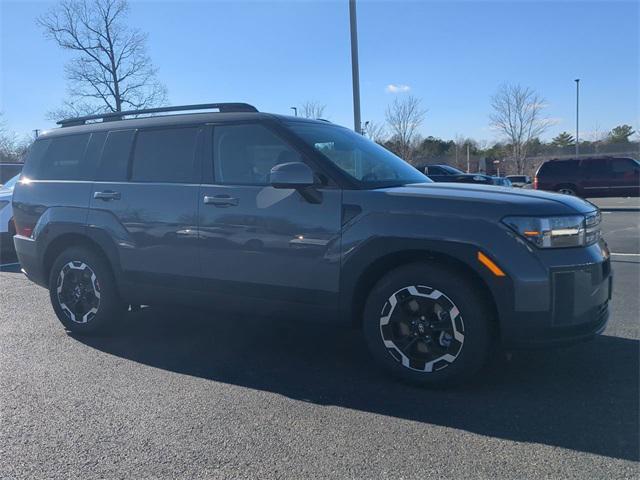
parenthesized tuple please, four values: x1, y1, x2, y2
(22, 134, 93, 180)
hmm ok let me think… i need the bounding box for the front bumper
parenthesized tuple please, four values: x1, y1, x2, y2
(499, 241, 612, 348)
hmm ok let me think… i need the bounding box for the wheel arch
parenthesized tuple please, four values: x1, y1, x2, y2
(43, 232, 121, 290)
(344, 244, 501, 337)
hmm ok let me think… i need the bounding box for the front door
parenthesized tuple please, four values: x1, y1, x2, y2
(609, 157, 640, 197)
(197, 123, 342, 313)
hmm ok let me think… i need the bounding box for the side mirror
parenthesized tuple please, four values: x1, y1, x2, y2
(270, 162, 315, 189)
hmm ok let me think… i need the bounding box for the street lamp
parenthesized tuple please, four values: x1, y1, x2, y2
(574, 78, 580, 157)
(290, 106, 297, 117)
(349, 0, 362, 134)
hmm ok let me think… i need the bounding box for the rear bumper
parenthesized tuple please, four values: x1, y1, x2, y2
(13, 235, 47, 287)
(500, 243, 612, 348)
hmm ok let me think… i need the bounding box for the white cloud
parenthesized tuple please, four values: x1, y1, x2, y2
(386, 84, 411, 93)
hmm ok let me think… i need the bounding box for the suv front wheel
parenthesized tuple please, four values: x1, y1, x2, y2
(363, 263, 492, 386)
(49, 246, 125, 334)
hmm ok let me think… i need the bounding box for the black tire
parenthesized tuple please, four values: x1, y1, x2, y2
(363, 262, 493, 386)
(49, 246, 125, 335)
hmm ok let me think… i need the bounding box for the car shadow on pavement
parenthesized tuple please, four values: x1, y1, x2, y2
(74, 306, 639, 462)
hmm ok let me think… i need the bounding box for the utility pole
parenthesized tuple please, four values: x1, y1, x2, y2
(466, 143, 470, 173)
(290, 106, 297, 117)
(349, 0, 362, 134)
(574, 78, 580, 157)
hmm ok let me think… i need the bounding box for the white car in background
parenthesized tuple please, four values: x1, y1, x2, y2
(0, 174, 19, 254)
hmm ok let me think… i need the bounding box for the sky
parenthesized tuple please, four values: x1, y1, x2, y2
(1, 0, 638, 143)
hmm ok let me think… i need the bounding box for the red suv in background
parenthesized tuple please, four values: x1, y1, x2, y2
(534, 157, 640, 197)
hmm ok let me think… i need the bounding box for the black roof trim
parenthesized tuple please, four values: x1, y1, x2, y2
(57, 103, 259, 127)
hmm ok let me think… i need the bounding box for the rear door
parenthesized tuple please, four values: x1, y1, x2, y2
(88, 125, 202, 294)
(197, 122, 342, 313)
(609, 158, 640, 197)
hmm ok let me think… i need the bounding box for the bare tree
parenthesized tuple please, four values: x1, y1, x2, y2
(385, 95, 426, 163)
(363, 121, 387, 144)
(38, 0, 167, 120)
(301, 101, 326, 119)
(489, 84, 552, 174)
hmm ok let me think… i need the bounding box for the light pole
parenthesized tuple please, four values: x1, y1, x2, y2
(574, 78, 580, 157)
(290, 106, 297, 117)
(349, 0, 362, 134)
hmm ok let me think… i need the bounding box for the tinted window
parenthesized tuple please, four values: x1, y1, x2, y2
(427, 166, 446, 175)
(213, 124, 302, 185)
(583, 159, 610, 176)
(97, 130, 135, 181)
(22, 134, 91, 180)
(540, 160, 579, 176)
(611, 158, 636, 174)
(131, 127, 199, 183)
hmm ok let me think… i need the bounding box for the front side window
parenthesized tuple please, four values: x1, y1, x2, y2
(611, 158, 637, 174)
(288, 122, 429, 187)
(131, 127, 200, 183)
(213, 124, 302, 185)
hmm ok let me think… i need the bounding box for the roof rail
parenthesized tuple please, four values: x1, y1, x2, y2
(57, 102, 259, 127)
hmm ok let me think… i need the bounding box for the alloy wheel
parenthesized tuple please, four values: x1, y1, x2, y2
(56, 261, 101, 324)
(379, 285, 465, 372)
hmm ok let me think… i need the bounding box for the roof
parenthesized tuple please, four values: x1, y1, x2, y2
(39, 105, 333, 139)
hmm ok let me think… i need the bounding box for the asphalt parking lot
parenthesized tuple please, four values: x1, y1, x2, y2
(0, 209, 638, 479)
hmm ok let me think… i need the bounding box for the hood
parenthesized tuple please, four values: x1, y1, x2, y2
(381, 182, 597, 216)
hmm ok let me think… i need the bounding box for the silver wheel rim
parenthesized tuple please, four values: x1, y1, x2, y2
(379, 285, 465, 372)
(56, 261, 101, 324)
(559, 188, 575, 195)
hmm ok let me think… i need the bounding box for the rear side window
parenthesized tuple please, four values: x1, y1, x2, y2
(131, 127, 200, 183)
(22, 134, 92, 180)
(97, 130, 135, 181)
(540, 160, 578, 176)
(583, 159, 610, 176)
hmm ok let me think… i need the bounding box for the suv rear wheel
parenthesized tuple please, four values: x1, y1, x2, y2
(363, 263, 492, 386)
(49, 246, 125, 334)
(556, 185, 577, 196)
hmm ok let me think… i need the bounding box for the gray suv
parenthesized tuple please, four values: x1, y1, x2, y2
(12, 103, 612, 386)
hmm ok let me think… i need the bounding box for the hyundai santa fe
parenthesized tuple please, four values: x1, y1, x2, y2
(12, 103, 612, 386)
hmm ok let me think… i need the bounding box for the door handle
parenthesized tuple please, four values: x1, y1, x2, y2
(93, 191, 121, 201)
(203, 195, 239, 207)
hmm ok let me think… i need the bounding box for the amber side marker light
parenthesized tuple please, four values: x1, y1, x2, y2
(477, 251, 506, 277)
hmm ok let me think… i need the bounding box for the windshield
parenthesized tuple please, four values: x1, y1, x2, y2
(288, 122, 430, 187)
(0, 174, 20, 191)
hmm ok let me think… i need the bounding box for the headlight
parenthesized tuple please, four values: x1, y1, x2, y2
(503, 211, 601, 248)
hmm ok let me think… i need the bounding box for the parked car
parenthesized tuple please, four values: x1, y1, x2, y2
(534, 157, 640, 197)
(0, 174, 19, 254)
(12, 103, 611, 386)
(417, 164, 496, 185)
(0, 162, 23, 186)
(506, 175, 531, 188)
